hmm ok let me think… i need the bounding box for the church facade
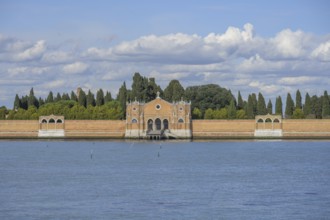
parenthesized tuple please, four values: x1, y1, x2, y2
(125, 92, 192, 139)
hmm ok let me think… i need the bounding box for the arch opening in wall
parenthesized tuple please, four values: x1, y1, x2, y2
(41, 119, 47, 123)
(257, 118, 264, 123)
(49, 118, 55, 123)
(155, 118, 161, 130)
(56, 119, 63, 123)
(132, 118, 138, 123)
(273, 118, 280, 123)
(147, 119, 153, 131)
(163, 119, 169, 130)
(265, 118, 272, 123)
(178, 118, 184, 123)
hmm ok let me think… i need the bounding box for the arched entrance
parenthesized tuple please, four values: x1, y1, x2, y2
(147, 119, 153, 131)
(163, 119, 169, 130)
(155, 118, 161, 130)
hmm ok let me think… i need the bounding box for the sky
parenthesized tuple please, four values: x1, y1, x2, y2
(0, 0, 330, 108)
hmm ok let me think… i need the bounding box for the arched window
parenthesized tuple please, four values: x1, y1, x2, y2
(56, 119, 63, 123)
(265, 118, 272, 123)
(132, 118, 138, 123)
(155, 118, 161, 130)
(273, 118, 280, 123)
(147, 119, 153, 131)
(49, 118, 55, 123)
(163, 119, 169, 130)
(178, 118, 184, 123)
(41, 119, 47, 123)
(257, 118, 264, 123)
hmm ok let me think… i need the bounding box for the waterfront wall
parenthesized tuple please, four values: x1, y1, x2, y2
(192, 120, 255, 138)
(1, 119, 330, 138)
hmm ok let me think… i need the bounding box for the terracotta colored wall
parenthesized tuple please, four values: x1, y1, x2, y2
(192, 120, 255, 138)
(0, 120, 39, 137)
(65, 120, 125, 138)
(282, 119, 330, 137)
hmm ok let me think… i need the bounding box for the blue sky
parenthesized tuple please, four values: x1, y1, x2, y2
(0, 0, 330, 107)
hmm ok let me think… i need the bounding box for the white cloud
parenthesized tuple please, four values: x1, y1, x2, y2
(62, 62, 88, 74)
(311, 41, 330, 61)
(42, 51, 73, 64)
(15, 40, 46, 61)
(278, 76, 319, 85)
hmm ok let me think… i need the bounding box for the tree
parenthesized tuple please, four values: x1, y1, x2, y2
(322, 91, 330, 118)
(46, 91, 54, 103)
(117, 82, 127, 118)
(192, 107, 202, 119)
(296, 90, 302, 109)
(28, 88, 38, 108)
(303, 93, 312, 117)
(236, 109, 246, 119)
(267, 99, 273, 114)
(247, 94, 254, 119)
(38, 97, 45, 107)
(275, 96, 283, 116)
(285, 93, 294, 118)
(104, 91, 112, 103)
(164, 80, 185, 102)
(86, 90, 95, 106)
(146, 78, 159, 102)
(54, 92, 61, 102)
(204, 108, 214, 119)
(237, 91, 244, 110)
(13, 94, 21, 110)
(292, 108, 305, 119)
(257, 92, 267, 115)
(96, 89, 104, 106)
(70, 91, 77, 101)
(62, 93, 70, 100)
(131, 72, 146, 101)
(311, 95, 322, 119)
(251, 93, 258, 116)
(78, 89, 87, 107)
(228, 99, 237, 119)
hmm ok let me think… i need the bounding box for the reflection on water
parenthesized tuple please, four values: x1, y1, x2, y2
(0, 140, 329, 219)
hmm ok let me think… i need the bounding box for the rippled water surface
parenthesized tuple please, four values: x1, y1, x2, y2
(0, 140, 329, 219)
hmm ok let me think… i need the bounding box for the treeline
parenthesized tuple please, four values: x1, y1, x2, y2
(1, 72, 330, 120)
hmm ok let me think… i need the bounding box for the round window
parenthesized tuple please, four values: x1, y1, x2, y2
(179, 107, 183, 111)
(133, 107, 137, 111)
(156, 104, 161, 110)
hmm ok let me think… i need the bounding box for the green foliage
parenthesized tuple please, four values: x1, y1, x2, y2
(285, 93, 294, 118)
(311, 95, 322, 119)
(236, 109, 246, 119)
(185, 84, 234, 117)
(204, 108, 214, 119)
(96, 89, 104, 106)
(104, 91, 112, 103)
(0, 106, 7, 119)
(267, 99, 273, 114)
(296, 90, 302, 109)
(14, 94, 21, 110)
(257, 92, 267, 115)
(292, 108, 305, 119)
(28, 88, 39, 108)
(86, 90, 96, 107)
(78, 90, 87, 107)
(164, 80, 185, 102)
(46, 91, 54, 103)
(303, 93, 312, 116)
(192, 107, 202, 119)
(275, 96, 283, 116)
(247, 95, 254, 119)
(322, 91, 330, 118)
(117, 82, 127, 116)
(237, 91, 244, 110)
(227, 99, 237, 119)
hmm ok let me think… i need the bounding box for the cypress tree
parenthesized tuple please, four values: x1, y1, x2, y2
(62, 93, 70, 100)
(131, 72, 146, 101)
(228, 99, 237, 119)
(251, 93, 258, 116)
(54, 92, 61, 102)
(285, 93, 294, 118)
(257, 92, 267, 115)
(296, 90, 302, 109)
(267, 99, 273, 114)
(237, 91, 244, 110)
(117, 82, 127, 117)
(13, 94, 21, 110)
(78, 89, 87, 107)
(104, 91, 112, 103)
(247, 94, 254, 119)
(275, 96, 283, 116)
(28, 88, 38, 108)
(38, 97, 45, 106)
(322, 91, 330, 118)
(96, 89, 104, 106)
(70, 91, 77, 102)
(46, 91, 54, 103)
(303, 93, 312, 116)
(86, 90, 95, 106)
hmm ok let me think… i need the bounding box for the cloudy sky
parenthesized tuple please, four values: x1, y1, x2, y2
(1, 0, 329, 108)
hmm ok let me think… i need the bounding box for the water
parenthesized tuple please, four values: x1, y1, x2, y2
(0, 140, 329, 220)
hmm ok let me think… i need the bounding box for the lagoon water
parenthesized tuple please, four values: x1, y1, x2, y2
(0, 140, 329, 220)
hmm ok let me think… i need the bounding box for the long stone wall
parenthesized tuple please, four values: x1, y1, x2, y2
(192, 120, 255, 138)
(1, 119, 330, 139)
